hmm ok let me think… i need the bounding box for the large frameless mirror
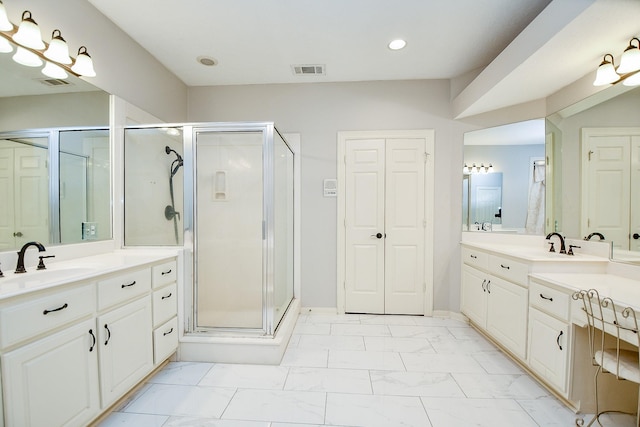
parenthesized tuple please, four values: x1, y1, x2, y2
(547, 84, 640, 263)
(0, 36, 110, 251)
(463, 119, 546, 234)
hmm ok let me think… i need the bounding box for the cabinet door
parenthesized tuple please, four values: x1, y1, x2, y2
(2, 319, 99, 427)
(460, 265, 488, 328)
(98, 296, 153, 407)
(486, 276, 528, 359)
(528, 307, 569, 394)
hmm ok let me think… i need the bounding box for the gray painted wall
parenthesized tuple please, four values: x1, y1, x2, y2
(188, 80, 473, 311)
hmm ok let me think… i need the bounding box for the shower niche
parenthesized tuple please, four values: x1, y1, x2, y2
(124, 122, 294, 338)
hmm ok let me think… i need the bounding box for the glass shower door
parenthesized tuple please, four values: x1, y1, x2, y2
(194, 130, 265, 330)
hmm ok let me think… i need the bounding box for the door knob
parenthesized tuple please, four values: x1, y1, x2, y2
(13, 232, 22, 237)
(370, 233, 383, 239)
(633, 233, 640, 240)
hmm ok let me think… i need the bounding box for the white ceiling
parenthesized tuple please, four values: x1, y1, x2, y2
(86, 0, 640, 117)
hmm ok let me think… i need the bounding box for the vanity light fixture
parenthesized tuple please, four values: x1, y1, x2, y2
(12, 11, 44, 50)
(593, 37, 640, 87)
(0, 4, 96, 78)
(463, 162, 494, 174)
(44, 30, 71, 64)
(0, 1, 12, 31)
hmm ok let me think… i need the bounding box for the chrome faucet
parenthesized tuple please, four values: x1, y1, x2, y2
(15, 241, 46, 273)
(584, 232, 605, 241)
(545, 232, 566, 254)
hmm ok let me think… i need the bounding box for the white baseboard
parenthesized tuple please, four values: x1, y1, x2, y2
(432, 310, 469, 323)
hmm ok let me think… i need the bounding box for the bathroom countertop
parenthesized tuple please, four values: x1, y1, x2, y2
(0, 249, 179, 300)
(461, 241, 609, 263)
(530, 272, 640, 312)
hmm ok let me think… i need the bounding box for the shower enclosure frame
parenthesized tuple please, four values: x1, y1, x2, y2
(182, 122, 294, 337)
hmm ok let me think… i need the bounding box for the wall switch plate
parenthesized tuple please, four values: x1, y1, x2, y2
(82, 222, 98, 240)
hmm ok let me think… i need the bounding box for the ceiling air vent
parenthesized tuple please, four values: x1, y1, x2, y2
(38, 78, 72, 87)
(292, 64, 325, 76)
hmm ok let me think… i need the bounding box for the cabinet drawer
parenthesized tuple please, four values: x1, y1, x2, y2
(152, 283, 177, 327)
(462, 247, 489, 270)
(530, 281, 570, 322)
(152, 260, 177, 289)
(98, 268, 151, 310)
(0, 283, 96, 349)
(488, 255, 529, 286)
(153, 317, 178, 364)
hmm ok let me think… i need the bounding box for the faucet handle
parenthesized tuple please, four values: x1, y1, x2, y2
(37, 255, 56, 270)
(568, 245, 581, 256)
(548, 242, 555, 253)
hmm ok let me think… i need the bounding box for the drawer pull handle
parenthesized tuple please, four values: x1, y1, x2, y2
(556, 330, 563, 350)
(43, 303, 68, 315)
(481, 279, 486, 292)
(161, 269, 172, 275)
(500, 264, 510, 270)
(486, 280, 491, 294)
(539, 293, 553, 302)
(162, 292, 173, 300)
(89, 329, 96, 352)
(121, 281, 136, 289)
(163, 327, 174, 336)
(104, 324, 111, 346)
(470, 254, 477, 259)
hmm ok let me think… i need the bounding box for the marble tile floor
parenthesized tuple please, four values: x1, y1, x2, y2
(99, 313, 635, 427)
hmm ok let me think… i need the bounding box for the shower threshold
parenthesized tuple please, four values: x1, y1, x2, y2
(178, 299, 300, 364)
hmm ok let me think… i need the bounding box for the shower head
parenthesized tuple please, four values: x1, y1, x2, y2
(165, 145, 183, 162)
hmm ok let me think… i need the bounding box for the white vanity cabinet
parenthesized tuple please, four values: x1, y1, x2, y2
(527, 280, 572, 395)
(97, 295, 153, 406)
(2, 318, 99, 427)
(460, 247, 528, 359)
(151, 260, 178, 364)
(0, 253, 179, 427)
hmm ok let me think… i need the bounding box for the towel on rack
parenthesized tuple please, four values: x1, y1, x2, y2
(533, 163, 545, 183)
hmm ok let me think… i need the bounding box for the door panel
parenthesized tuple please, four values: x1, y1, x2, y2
(0, 148, 15, 249)
(384, 139, 425, 314)
(631, 137, 640, 251)
(345, 139, 385, 313)
(14, 146, 49, 246)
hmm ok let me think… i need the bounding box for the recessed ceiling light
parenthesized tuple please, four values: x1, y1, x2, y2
(197, 56, 217, 66)
(388, 39, 407, 50)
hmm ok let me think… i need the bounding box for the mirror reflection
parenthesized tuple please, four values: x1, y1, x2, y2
(463, 119, 545, 234)
(0, 37, 110, 252)
(547, 85, 640, 262)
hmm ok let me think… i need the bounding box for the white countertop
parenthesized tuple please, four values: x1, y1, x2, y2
(531, 272, 640, 311)
(461, 241, 609, 263)
(0, 249, 179, 300)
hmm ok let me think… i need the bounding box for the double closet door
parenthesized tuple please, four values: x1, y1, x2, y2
(344, 137, 426, 315)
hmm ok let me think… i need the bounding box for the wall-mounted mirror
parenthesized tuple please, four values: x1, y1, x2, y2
(0, 37, 110, 252)
(547, 84, 640, 263)
(463, 119, 546, 234)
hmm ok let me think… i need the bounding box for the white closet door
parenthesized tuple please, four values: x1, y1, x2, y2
(384, 138, 425, 314)
(345, 139, 385, 314)
(13, 146, 49, 246)
(631, 137, 640, 251)
(0, 147, 15, 249)
(585, 135, 630, 250)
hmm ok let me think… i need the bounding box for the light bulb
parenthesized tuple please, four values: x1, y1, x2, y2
(71, 46, 96, 77)
(44, 30, 72, 64)
(593, 54, 620, 86)
(12, 11, 45, 50)
(12, 46, 42, 67)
